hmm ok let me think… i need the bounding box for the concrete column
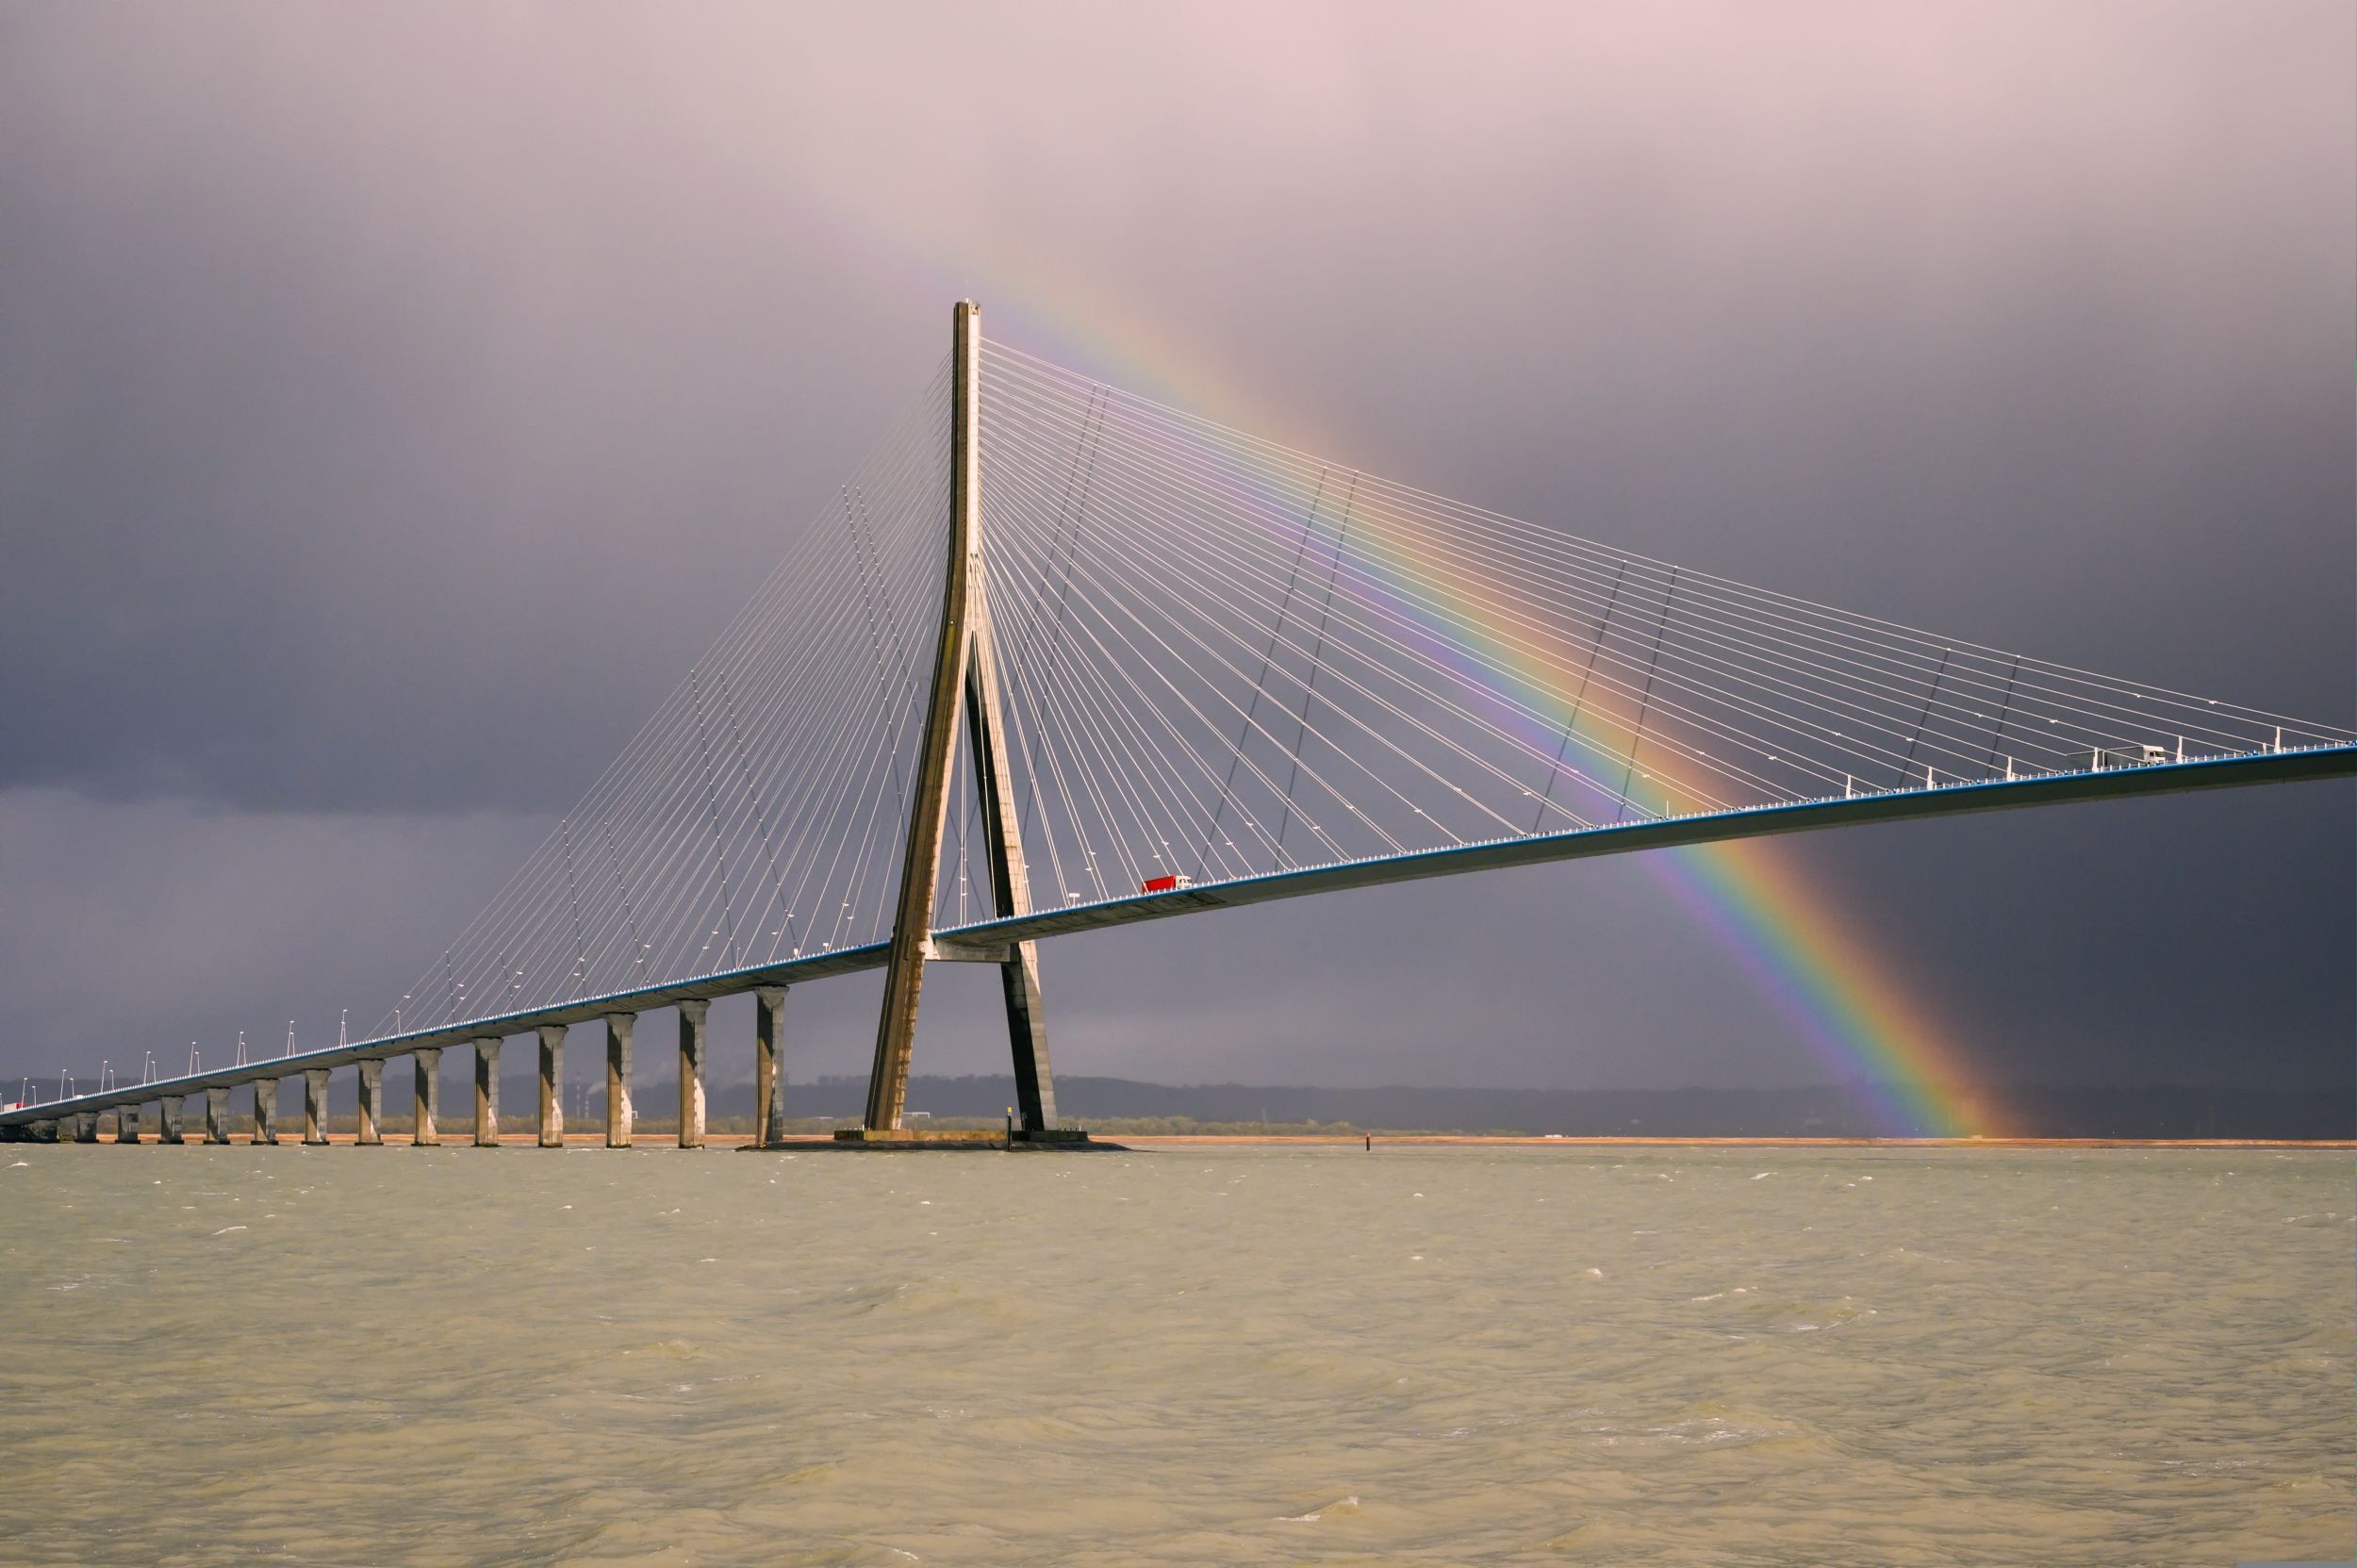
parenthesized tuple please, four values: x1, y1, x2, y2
(252, 1079, 279, 1145)
(536, 1024, 565, 1147)
(604, 1013, 635, 1147)
(74, 1110, 99, 1144)
(116, 1103, 141, 1144)
(303, 1069, 330, 1146)
(204, 1087, 230, 1144)
(754, 987, 788, 1147)
(863, 302, 984, 1132)
(355, 1060, 384, 1145)
(158, 1097, 185, 1145)
(412, 1049, 441, 1147)
(677, 999, 708, 1149)
(473, 1038, 502, 1147)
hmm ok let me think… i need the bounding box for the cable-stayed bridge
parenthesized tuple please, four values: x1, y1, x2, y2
(8, 302, 2351, 1146)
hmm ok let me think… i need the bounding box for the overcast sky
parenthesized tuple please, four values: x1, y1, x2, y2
(1, 2, 2349, 1101)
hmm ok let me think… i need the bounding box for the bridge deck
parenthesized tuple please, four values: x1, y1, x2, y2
(7, 744, 2349, 1131)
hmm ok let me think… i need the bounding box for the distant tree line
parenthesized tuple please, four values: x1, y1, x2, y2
(237, 1070, 2352, 1140)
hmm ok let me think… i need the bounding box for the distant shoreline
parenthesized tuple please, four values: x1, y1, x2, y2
(1115, 1133, 2357, 1149)
(42, 1131, 2356, 1150)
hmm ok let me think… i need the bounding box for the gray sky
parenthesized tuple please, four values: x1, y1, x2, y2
(1, 2, 2349, 1102)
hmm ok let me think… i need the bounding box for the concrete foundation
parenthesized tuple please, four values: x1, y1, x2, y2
(355, 1060, 384, 1145)
(677, 999, 708, 1149)
(604, 1013, 634, 1148)
(205, 1087, 230, 1144)
(754, 987, 788, 1147)
(159, 1097, 185, 1145)
(116, 1103, 140, 1145)
(412, 1048, 440, 1147)
(830, 1126, 1100, 1148)
(536, 1024, 564, 1147)
(473, 1038, 501, 1147)
(304, 1069, 330, 1146)
(252, 1079, 279, 1145)
(74, 1110, 98, 1144)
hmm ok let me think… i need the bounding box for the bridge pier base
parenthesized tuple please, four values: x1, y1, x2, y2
(355, 1060, 384, 1146)
(536, 1025, 564, 1147)
(252, 1079, 279, 1145)
(303, 1069, 330, 1146)
(754, 987, 787, 1147)
(604, 1014, 634, 1148)
(73, 1111, 97, 1143)
(116, 1102, 140, 1144)
(159, 1097, 184, 1145)
(473, 1038, 502, 1147)
(412, 1049, 440, 1147)
(204, 1087, 229, 1144)
(677, 1000, 707, 1149)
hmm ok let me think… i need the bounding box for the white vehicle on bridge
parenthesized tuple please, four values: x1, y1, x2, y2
(2077, 743, 2170, 771)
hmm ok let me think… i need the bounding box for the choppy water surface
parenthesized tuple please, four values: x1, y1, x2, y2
(0, 1143, 2348, 1565)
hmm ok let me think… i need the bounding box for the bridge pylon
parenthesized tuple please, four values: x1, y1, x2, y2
(860, 300, 1060, 1135)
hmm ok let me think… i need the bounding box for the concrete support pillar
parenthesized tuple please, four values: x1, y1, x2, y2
(677, 999, 708, 1149)
(865, 302, 984, 1132)
(355, 1060, 384, 1145)
(204, 1087, 230, 1144)
(754, 987, 788, 1147)
(303, 1069, 330, 1146)
(159, 1097, 185, 1145)
(861, 303, 1059, 1133)
(604, 1014, 634, 1148)
(116, 1103, 140, 1144)
(473, 1038, 502, 1147)
(412, 1049, 440, 1147)
(252, 1079, 279, 1145)
(74, 1110, 99, 1144)
(536, 1024, 565, 1147)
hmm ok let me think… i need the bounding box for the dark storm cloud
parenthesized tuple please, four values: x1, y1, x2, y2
(0, 3, 2348, 1094)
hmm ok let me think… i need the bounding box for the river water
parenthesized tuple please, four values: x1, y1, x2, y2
(0, 1142, 2348, 1565)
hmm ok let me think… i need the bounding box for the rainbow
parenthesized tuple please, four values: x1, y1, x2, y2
(812, 213, 1999, 1135)
(1244, 452, 1997, 1140)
